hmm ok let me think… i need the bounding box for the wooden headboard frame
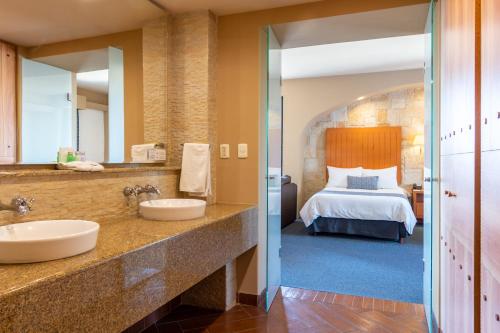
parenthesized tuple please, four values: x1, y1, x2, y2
(325, 126, 402, 184)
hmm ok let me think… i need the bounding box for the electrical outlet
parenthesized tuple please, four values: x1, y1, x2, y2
(238, 143, 248, 158)
(220, 144, 230, 159)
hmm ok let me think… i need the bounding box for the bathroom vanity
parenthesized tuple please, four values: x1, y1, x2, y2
(0, 203, 257, 332)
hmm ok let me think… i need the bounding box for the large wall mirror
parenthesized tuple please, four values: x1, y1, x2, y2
(0, 0, 165, 165)
(21, 47, 124, 163)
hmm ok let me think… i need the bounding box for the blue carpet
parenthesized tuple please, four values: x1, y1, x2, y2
(281, 221, 424, 303)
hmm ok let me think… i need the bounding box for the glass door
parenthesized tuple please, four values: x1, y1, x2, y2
(266, 26, 282, 311)
(423, 0, 437, 330)
(21, 58, 73, 163)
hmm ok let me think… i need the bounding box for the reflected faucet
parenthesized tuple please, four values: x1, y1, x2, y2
(0, 197, 35, 216)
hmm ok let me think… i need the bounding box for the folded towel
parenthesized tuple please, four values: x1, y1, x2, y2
(179, 143, 211, 197)
(57, 161, 104, 172)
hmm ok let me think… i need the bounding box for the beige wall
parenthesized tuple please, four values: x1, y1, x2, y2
(282, 70, 424, 206)
(77, 88, 108, 105)
(300, 86, 425, 206)
(24, 30, 144, 162)
(216, 0, 428, 206)
(217, 0, 429, 296)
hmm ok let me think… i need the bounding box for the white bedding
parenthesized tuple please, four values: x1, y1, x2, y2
(299, 186, 417, 234)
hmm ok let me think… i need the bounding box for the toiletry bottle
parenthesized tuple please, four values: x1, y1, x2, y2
(67, 152, 76, 162)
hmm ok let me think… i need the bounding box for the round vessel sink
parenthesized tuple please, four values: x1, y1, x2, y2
(139, 199, 206, 221)
(0, 220, 99, 264)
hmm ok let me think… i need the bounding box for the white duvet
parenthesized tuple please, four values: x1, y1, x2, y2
(299, 186, 417, 234)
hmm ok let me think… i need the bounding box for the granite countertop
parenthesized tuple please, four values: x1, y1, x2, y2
(0, 165, 181, 178)
(0, 203, 255, 299)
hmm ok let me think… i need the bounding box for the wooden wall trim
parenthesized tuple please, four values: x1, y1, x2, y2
(474, 0, 481, 332)
(325, 127, 402, 184)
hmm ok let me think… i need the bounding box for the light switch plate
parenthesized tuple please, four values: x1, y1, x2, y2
(238, 143, 248, 158)
(220, 144, 230, 159)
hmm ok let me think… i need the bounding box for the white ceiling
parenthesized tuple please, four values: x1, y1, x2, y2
(273, 4, 429, 49)
(77, 70, 109, 94)
(0, 0, 164, 47)
(152, 0, 319, 15)
(281, 34, 426, 80)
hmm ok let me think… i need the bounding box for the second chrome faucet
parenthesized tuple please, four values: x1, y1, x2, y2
(123, 184, 161, 198)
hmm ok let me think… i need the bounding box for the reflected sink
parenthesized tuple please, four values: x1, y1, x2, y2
(0, 220, 99, 264)
(140, 199, 206, 221)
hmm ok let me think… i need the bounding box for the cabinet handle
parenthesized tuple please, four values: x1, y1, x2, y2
(447, 191, 457, 198)
(483, 294, 487, 301)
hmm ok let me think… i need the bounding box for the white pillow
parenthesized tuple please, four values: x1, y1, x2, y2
(362, 166, 398, 189)
(326, 166, 362, 188)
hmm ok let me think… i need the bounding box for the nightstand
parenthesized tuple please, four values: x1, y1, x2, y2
(412, 189, 424, 222)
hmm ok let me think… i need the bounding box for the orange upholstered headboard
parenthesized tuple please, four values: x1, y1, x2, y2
(325, 127, 402, 184)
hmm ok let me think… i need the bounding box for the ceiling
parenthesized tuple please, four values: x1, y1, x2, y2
(0, 0, 164, 47)
(33, 49, 109, 94)
(34, 49, 109, 73)
(273, 4, 429, 49)
(281, 34, 425, 80)
(0, 0, 322, 47)
(152, 0, 320, 15)
(77, 70, 109, 94)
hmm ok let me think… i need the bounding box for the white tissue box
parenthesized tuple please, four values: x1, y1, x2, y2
(132, 145, 166, 163)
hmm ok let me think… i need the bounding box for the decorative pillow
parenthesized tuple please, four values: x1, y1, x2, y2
(362, 166, 398, 189)
(326, 166, 362, 188)
(347, 176, 379, 190)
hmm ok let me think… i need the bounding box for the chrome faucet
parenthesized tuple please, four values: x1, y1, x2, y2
(123, 185, 161, 197)
(0, 197, 35, 216)
(141, 184, 161, 195)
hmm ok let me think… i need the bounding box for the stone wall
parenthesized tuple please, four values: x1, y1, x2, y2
(302, 86, 424, 204)
(142, 11, 217, 203)
(0, 169, 180, 226)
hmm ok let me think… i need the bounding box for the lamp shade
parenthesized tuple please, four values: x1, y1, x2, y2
(413, 134, 424, 145)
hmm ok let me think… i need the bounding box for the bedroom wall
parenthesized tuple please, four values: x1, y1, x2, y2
(301, 86, 424, 204)
(282, 70, 424, 206)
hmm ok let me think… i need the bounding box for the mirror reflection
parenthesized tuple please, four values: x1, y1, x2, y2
(21, 47, 124, 163)
(0, 0, 164, 165)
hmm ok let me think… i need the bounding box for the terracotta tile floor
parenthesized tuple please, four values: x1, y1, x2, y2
(145, 287, 428, 333)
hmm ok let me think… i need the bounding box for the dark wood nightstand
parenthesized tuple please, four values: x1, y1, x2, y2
(412, 189, 424, 222)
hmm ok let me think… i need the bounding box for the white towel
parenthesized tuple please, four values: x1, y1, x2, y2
(56, 161, 104, 172)
(179, 143, 211, 197)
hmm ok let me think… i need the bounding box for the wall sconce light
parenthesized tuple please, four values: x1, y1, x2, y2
(413, 134, 424, 154)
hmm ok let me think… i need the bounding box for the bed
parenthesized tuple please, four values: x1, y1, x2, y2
(299, 127, 418, 242)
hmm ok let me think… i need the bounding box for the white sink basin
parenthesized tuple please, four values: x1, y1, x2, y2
(140, 199, 206, 221)
(0, 220, 99, 264)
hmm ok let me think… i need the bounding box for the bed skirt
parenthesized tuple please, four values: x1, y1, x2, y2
(307, 217, 408, 242)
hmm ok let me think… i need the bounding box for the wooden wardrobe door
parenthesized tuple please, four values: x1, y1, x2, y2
(441, 0, 477, 331)
(481, 0, 500, 331)
(0, 41, 16, 164)
(481, 150, 500, 332)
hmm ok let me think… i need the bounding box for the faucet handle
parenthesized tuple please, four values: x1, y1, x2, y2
(12, 197, 34, 216)
(144, 184, 161, 195)
(123, 186, 137, 197)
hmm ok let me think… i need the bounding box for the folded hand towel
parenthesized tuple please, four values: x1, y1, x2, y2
(179, 143, 211, 197)
(57, 161, 104, 172)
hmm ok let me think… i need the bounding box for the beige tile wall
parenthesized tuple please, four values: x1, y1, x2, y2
(0, 170, 180, 226)
(142, 11, 217, 203)
(142, 17, 171, 145)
